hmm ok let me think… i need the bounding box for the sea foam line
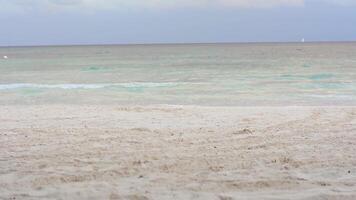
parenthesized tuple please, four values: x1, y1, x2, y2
(0, 82, 180, 90)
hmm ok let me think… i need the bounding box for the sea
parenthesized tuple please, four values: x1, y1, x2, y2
(0, 42, 355, 106)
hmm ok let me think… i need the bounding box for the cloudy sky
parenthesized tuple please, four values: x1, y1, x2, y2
(0, 0, 355, 46)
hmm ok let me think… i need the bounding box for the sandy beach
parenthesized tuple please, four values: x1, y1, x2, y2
(1, 105, 355, 199)
(1, 1, 356, 198)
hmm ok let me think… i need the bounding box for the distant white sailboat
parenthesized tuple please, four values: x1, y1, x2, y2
(3, 56, 8, 59)
(301, 38, 305, 43)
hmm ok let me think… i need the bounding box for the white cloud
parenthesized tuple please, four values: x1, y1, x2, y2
(0, 0, 355, 13)
(325, 0, 356, 6)
(0, 0, 303, 10)
(71, 0, 305, 9)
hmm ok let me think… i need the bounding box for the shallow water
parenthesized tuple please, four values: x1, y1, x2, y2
(0, 43, 355, 105)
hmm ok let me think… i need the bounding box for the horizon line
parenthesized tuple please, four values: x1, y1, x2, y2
(1, 40, 356, 48)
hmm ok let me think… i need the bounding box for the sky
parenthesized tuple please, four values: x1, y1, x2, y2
(0, 0, 355, 46)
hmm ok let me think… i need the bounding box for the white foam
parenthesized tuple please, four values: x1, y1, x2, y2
(0, 82, 179, 90)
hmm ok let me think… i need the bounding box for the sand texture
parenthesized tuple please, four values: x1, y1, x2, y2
(1, 105, 356, 200)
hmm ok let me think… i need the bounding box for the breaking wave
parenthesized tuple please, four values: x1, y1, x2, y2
(0, 82, 179, 90)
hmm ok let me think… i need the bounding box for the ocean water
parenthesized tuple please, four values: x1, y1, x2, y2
(0, 43, 356, 106)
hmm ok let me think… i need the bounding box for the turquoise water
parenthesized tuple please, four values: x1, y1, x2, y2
(0, 43, 356, 105)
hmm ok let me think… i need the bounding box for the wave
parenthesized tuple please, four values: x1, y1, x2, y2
(0, 82, 179, 90)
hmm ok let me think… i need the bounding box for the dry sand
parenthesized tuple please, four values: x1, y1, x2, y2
(1, 105, 356, 200)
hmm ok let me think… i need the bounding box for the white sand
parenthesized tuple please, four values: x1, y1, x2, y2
(1, 105, 356, 200)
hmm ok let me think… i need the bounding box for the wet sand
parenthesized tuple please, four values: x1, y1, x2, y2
(1, 105, 356, 199)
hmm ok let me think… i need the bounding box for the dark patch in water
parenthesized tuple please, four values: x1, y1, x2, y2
(82, 66, 109, 72)
(20, 88, 43, 95)
(309, 73, 333, 80)
(304, 82, 345, 89)
(280, 74, 303, 80)
(126, 87, 144, 93)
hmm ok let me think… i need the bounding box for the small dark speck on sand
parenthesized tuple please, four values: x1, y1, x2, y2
(348, 170, 351, 174)
(233, 128, 254, 135)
